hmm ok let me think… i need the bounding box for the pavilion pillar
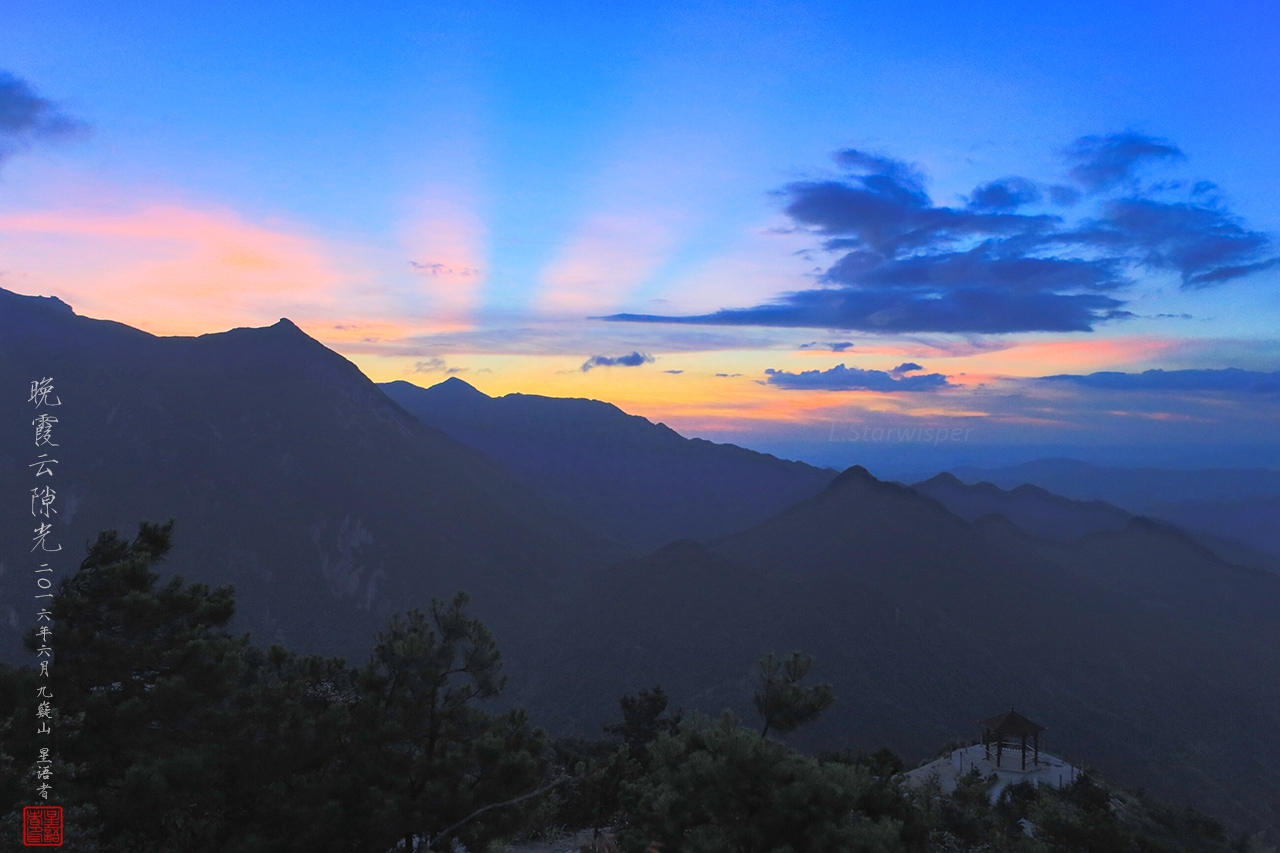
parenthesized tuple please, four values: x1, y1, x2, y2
(1021, 734, 1027, 770)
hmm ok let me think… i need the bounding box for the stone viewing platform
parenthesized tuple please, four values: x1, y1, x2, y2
(902, 708, 1079, 800)
(903, 743, 1080, 799)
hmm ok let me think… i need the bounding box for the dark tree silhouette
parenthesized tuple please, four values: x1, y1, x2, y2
(752, 651, 834, 738)
(604, 686, 682, 757)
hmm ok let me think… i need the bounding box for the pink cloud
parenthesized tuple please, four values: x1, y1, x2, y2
(0, 204, 352, 335)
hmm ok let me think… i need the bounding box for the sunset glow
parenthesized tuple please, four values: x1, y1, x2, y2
(3, 0, 1277, 470)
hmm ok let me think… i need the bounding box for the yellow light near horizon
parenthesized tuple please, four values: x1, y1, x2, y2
(339, 345, 1007, 439)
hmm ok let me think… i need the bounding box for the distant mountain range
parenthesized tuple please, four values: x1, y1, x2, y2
(944, 459, 1280, 573)
(381, 377, 838, 551)
(5, 288, 1280, 835)
(535, 467, 1280, 834)
(948, 458, 1280, 506)
(383, 378, 1280, 576)
(911, 472, 1134, 542)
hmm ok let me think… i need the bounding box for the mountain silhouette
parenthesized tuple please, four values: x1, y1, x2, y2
(381, 377, 838, 550)
(0, 288, 622, 667)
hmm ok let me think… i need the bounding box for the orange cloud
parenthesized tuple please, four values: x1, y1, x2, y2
(0, 204, 350, 336)
(962, 335, 1181, 379)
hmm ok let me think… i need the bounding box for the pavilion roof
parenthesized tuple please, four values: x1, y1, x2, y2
(980, 708, 1045, 736)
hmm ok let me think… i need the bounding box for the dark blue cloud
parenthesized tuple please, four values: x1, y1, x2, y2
(1063, 133, 1184, 193)
(663, 369, 684, 374)
(824, 246, 1121, 292)
(764, 362, 949, 392)
(601, 135, 1275, 334)
(783, 151, 1054, 257)
(832, 148, 927, 192)
(1049, 185, 1082, 207)
(798, 341, 854, 352)
(0, 71, 88, 163)
(968, 177, 1041, 211)
(608, 286, 1129, 333)
(1039, 368, 1280, 394)
(1061, 197, 1275, 287)
(580, 351, 654, 372)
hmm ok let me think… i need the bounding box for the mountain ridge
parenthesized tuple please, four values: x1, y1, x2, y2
(382, 377, 839, 551)
(940, 460, 1280, 572)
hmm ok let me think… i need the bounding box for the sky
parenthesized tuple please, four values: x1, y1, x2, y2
(2, 0, 1279, 474)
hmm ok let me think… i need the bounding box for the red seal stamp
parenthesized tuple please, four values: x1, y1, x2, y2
(22, 806, 63, 847)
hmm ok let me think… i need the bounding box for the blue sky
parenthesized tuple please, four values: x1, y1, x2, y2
(2, 0, 1278, 472)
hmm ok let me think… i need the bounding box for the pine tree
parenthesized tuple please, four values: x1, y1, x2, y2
(605, 686, 682, 758)
(348, 592, 547, 852)
(35, 520, 248, 851)
(752, 651, 834, 738)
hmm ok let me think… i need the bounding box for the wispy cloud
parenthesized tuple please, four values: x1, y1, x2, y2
(1037, 367, 1280, 394)
(411, 356, 464, 375)
(410, 260, 480, 277)
(346, 316, 787, 358)
(602, 133, 1275, 334)
(399, 190, 487, 324)
(798, 341, 854, 352)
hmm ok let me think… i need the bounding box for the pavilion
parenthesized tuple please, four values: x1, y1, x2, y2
(981, 707, 1045, 771)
